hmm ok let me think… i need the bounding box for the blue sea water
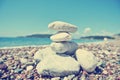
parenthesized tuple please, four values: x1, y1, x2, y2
(0, 37, 102, 48)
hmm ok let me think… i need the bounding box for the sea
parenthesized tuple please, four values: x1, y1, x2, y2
(0, 37, 102, 48)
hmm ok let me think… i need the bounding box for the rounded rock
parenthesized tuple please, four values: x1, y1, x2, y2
(48, 21, 78, 33)
(50, 32, 72, 42)
(50, 41, 78, 55)
(20, 58, 28, 64)
(14, 68, 23, 73)
(0, 62, 8, 70)
(26, 65, 33, 71)
(36, 55, 80, 77)
(76, 49, 98, 72)
(34, 46, 56, 61)
(51, 77, 60, 80)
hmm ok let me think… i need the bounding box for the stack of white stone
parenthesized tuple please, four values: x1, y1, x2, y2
(35, 21, 98, 77)
(35, 21, 80, 77)
(49, 21, 78, 55)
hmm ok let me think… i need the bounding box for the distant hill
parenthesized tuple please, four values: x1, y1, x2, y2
(80, 36, 115, 40)
(114, 33, 120, 36)
(22, 34, 52, 38)
(18, 34, 115, 40)
(113, 33, 120, 39)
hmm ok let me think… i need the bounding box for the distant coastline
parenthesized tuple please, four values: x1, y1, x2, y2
(17, 34, 118, 40)
(1, 33, 120, 40)
(18, 34, 52, 38)
(80, 36, 115, 40)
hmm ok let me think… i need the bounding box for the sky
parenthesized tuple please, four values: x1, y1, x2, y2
(0, 0, 120, 37)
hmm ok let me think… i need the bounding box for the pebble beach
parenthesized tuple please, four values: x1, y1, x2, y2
(1, 0, 120, 79)
(0, 40, 120, 80)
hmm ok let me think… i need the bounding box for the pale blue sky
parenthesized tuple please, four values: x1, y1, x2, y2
(0, 0, 120, 37)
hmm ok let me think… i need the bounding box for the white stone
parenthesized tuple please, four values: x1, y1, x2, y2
(67, 75, 75, 80)
(20, 58, 27, 64)
(104, 38, 108, 41)
(34, 46, 56, 61)
(36, 55, 80, 77)
(51, 77, 60, 80)
(50, 42, 67, 53)
(80, 73, 86, 80)
(26, 65, 33, 71)
(66, 42, 78, 54)
(50, 32, 72, 42)
(103, 50, 110, 55)
(50, 42, 78, 55)
(63, 77, 69, 80)
(48, 21, 78, 33)
(76, 49, 98, 72)
(102, 70, 108, 74)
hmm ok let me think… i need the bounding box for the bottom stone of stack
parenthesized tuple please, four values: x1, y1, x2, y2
(36, 55, 80, 77)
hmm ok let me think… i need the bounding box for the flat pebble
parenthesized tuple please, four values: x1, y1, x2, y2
(48, 21, 78, 33)
(50, 32, 72, 42)
(51, 77, 60, 80)
(26, 65, 33, 71)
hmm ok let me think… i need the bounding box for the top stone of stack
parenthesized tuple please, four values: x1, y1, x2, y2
(48, 21, 78, 33)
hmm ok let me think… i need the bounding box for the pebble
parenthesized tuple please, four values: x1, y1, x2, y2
(100, 61, 106, 68)
(26, 62, 35, 66)
(72, 76, 78, 80)
(20, 58, 28, 64)
(0, 70, 3, 77)
(27, 74, 34, 79)
(2, 55, 7, 61)
(51, 77, 60, 80)
(14, 68, 23, 73)
(63, 77, 69, 80)
(102, 70, 108, 75)
(26, 65, 33, 71)
(67, 74, 75, 80)
(0, 62, 8, 70)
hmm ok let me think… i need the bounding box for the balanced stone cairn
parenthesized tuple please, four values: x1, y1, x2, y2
(35, 21, 98, 77)
(49, 21, 78, 55)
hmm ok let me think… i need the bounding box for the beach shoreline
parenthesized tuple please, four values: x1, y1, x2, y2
(0, 39, 118, 49)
